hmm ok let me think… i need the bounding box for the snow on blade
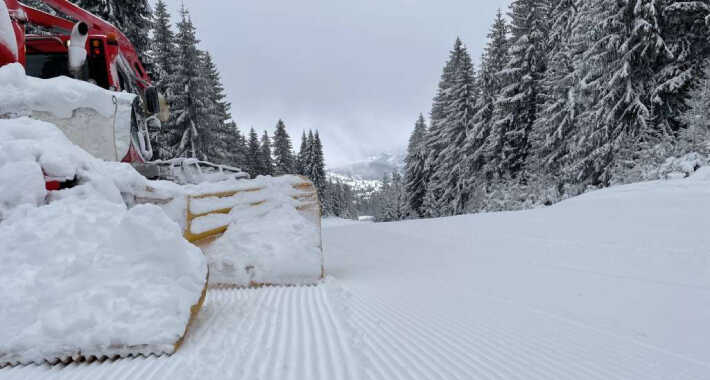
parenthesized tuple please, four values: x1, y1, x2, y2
(189, 175, 323, 287)
(0, 117, 208, 366)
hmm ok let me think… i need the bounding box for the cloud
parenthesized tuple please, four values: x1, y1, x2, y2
(160, 0, 512, 166)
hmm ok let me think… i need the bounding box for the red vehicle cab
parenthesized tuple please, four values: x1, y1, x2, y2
(1, 0, 159, 189)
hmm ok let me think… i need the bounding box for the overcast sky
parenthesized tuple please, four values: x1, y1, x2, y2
(160, 0, 512, 167)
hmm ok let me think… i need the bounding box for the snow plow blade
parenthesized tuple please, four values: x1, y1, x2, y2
(183, 176, 324, 287)
(0, 279, 208, 367)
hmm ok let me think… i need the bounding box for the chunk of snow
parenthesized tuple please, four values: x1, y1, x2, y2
(0, 161, 46, 219)
(689, 165, 710, 181)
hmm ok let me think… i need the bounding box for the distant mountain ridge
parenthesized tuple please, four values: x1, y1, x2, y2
(329, 149, 406, 181)
(326, 148, 406, 194)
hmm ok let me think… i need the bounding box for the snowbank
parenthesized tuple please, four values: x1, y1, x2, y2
(0, 117, 207, 365)
(0, 63, 134, 119)
(657, 152, 707, 179)
(0, 117, 147, 218)
(0, 63, 135, 160)
(192, 176, 323, 287)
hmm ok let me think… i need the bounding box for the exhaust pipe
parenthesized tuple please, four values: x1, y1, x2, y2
(68, 21, 89, 79)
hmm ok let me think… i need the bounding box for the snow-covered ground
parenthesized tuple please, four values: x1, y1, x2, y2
(1, 172, 709, 379)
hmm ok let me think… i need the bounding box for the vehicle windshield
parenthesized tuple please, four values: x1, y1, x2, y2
(25, 53, 70, 79)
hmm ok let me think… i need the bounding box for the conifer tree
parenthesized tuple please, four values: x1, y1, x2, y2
(573, 0, 671, 185)
(273, 120, 296, 175)
(485, 0, 550, 181)
(404, 114, 428, 217)
(463, 9, 509, 188)
(440, 43, 477, 214)
(148, 0, 175, 93)
(225, 121, 249, 169)
(198, 51, 236, 165)
(260, 131, 274, 176)
(530, 0, 581, 184)
(311, 132, 327, 205)
(164, 6, 211, 160)
(422, 38, 477, 216)
(679, 61, 710, 156)
(296, 132, 308, 175)
(202, 52, 231, 126)
(652, 0, 710, 134)
(422, 38, 469, 217)
(246, 128, 262, 177)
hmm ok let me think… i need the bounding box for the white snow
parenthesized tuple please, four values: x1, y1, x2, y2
(197, 176, 323, 287)
(0, 0, 17, 60)
(0, 173, 709, 378)
(0, 63, 134, 119)
(322, 217, 362, 228)
(0, 117, 207, 366)
(0, 64, 136, 161)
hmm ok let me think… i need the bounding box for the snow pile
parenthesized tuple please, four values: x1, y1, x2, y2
(0, 117, 146, 218)
(0, 117, 207, 365)
(0, 0, 17, 60)
(0, 63, 134, 119)
(0, 63, 135, 161)
(657, 152, 707, 179)
(196, 176, 323, 286)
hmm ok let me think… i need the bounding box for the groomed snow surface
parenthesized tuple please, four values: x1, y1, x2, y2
(2, 169, 708, 379)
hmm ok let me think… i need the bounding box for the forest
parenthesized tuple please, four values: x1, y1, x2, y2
(370, 0, 710, 222)
(23, 0, 710, 221)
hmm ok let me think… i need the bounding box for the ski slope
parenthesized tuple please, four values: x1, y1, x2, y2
(1, 172, 709, 379)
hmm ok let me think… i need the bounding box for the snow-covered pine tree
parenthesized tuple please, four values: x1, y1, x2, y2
(572, 0, 671, 186)
(224, 121, 249, 170)
(71, 0, 152, 59)
(296, 132, 308, 175)
(149, 0, 175, 94)
(439, 42, 478, 215)
(260, 131, 274, 176)
(246, 128, 262, 177)
(378, 171, 407, 222)
(273, 120, 296, 175)
(200, 51, 236, 165)
(462, 9, 509, 188)
(679, 60, 710, 156)
(421, 38, 467, 217)
(145, 1, 171, 159)
(201, 52, 231, 125)
(196, 50, 225, 163)
(652, 0, 710, 134)
(341, 183, 358, 220)
(163, 6, 211, 160)
(311, 131, 327, 206)
(530, 0, 581, 187)
(404, 114, 428, 217)
(485, 0, 550, 182)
